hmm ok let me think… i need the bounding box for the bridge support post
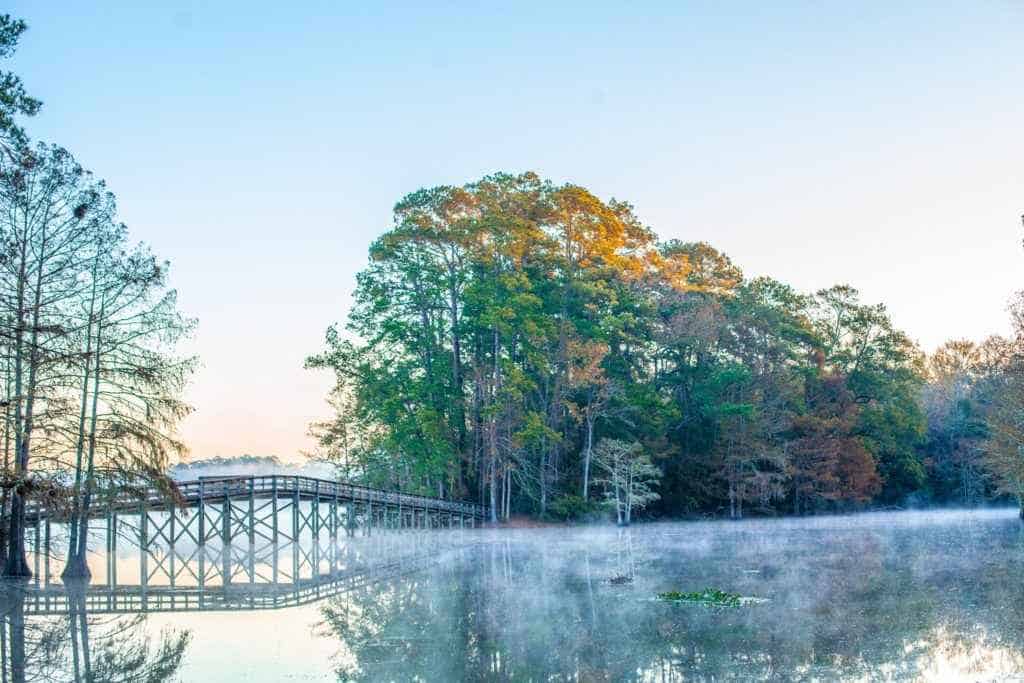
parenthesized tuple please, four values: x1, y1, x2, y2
(292, 482, 300, 581)
(106, 507, 115, 588)
(222, 483, 233, 586)
(31, 515, 40, 583)
(169, 512, 176, 587)
(112, 511, 119, 587)
(330, 489, 338, 573)
(140, 501, 149, 597)
(366, 499, 372, 538)
(271, 476, 278, 583)
(248, 478, 255, 584)
(198, 483, 206, 588)
(43, 515, 50, 586)
(313, 481, 320, 575)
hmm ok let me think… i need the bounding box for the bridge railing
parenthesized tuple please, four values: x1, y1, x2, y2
(184, 475, 484, 516)
(26, 474, 486, 519)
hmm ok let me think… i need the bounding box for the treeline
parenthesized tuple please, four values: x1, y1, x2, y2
(169, 455, 334, 480)
(308, 172, 1024, 522)
(0, 16, 194, 576)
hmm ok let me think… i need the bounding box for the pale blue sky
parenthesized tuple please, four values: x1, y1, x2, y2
(7, 2, 1023, 459)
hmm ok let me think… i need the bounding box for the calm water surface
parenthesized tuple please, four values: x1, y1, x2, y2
(6, 508, 1024, 681)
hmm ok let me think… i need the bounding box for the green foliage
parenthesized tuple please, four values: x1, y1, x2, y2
(546, 494, 603, 521)
(307, 171, 1008, 520)
(0, 14, 41, 150)
(657, 589, 744, 608)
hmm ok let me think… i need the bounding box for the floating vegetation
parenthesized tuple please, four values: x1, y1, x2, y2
(657, 588, 743, 608)
(609, 574, 633, 585)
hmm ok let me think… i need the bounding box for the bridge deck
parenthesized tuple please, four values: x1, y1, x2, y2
(29, 474, 486, 520)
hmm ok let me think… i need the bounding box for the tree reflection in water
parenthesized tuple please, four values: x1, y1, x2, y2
(321, 514, 1024, 681)
(0, 580, 190, 682)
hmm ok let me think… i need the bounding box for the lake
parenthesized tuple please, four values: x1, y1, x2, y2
(4, 508, 1023, 681)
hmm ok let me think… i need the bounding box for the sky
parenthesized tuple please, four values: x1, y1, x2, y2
(6, 2, 1022, 462)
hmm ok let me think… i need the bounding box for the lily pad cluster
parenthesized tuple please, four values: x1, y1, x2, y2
(657, 588, 743, 608)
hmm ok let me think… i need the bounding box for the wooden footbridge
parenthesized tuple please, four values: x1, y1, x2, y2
(23, 474, 486, 597)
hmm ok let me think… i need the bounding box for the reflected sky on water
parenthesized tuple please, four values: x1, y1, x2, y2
(4, 508, 1024, 681)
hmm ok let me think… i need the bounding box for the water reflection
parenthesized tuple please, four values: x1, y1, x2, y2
(0, 580, 190, 682)
(320, 511, 1024, 681)
(6, 522, 467, 681)
(24, 533, 456, 615)
(7, 510, 1024, 680)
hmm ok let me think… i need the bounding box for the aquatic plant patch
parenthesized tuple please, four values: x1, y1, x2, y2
(657, 588, 743, 607)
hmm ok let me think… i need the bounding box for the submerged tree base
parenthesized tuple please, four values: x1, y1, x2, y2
(60, 558, 92, 580)
(657, 588, 743, 607)
(2, 553, 32, 579)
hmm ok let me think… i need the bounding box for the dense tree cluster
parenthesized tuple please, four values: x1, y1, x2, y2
(309, 172, 1022, 521)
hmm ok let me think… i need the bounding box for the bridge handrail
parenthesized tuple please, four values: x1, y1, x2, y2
(28, 474, 486, 518)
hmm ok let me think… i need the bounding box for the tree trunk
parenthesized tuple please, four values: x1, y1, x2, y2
(63, 255, 99, 579)
(582, 416, 593, 500)
(3, 236, 30, 578)
(613, 466, 622, 526)
(624, 465, 633, 526)
(489, 452, 498, 524)
(539, 442, 548, 517)
(503, 468, 511, 520)
(72, 303, 107, 574)
(449, 272, 467, 472)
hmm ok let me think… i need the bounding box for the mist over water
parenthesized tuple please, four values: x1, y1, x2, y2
(169, 456, 336, 481)
(7, 508, 1024, 681)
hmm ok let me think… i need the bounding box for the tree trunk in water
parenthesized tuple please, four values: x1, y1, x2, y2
(0, 358, 12, 571)
(3, 490, 29, 577)
(63, 252, 99, 579)
(6, 432, 32, 576)
(71, 312, 107, 577)
(6, 227, 49, 579)
(7, 585, 26, 683)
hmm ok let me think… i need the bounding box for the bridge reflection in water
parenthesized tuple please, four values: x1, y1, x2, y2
(0, 475, 483, 681)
